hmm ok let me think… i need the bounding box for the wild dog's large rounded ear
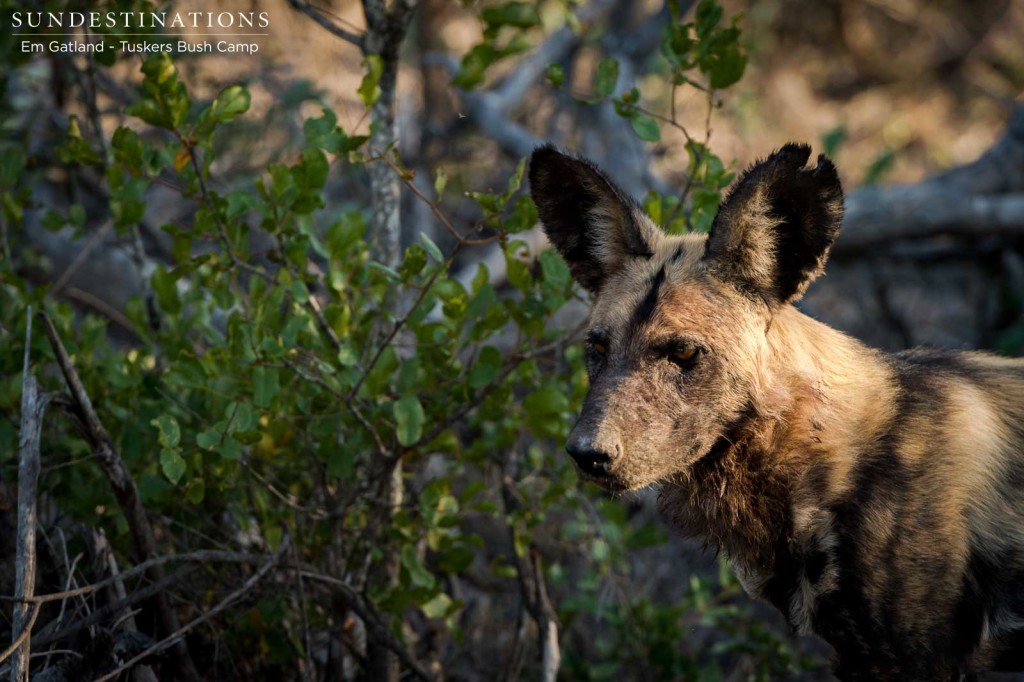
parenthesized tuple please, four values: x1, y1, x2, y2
(702, 144, 844, 306)
(529, 145, 659, 294)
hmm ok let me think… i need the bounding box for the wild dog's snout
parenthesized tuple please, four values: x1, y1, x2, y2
(565, 431, 615, 478)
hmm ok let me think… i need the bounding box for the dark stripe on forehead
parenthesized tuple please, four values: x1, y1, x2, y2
(629, 265, 666, 333)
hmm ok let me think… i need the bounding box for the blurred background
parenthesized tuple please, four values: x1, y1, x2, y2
(1, 0, 1023, 680)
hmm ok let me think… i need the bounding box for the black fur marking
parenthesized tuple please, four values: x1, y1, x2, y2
(802, 460, 832, 501)
(805, 549, 828, 586)
(816, 368, 919, 676)
(629, 266, 666, 334)
(763, 536, 800, 628)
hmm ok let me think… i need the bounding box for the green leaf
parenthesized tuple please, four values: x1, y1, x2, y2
(631, 113, 661, 142)
(593, 57, 620, 98)
(253, 366, 279, 408)
(546, 63, 565, 88)
(196, 429, 220, 450)
(304, 107, 341, 149)
(468, 346, 502, 388)
(218, 437, 243, 460)
(421, 592, 453, 619)
(368, 261, 401, 281)
(705, 39, 746, 89)
(293, 148, 329, 191)
(226, 189, 260, 219)
(209, 84, 251, 123)
(401, 545, 436, 588)
(152, 415, 181, 449)
(689, 187, 721, 233)
(326, 213, 366, 259)
(337, 346, 359, 367)
(434, 167, 447, 198)
(695, 0, 724, 39)
(419, 232, 444, 263)
(482, 1, 541, 29)
(111, 127, 144, 172)
(524, 387, 569, 415)
(359, 54, 384, 107)
(151, 265, 181, 315)
(399, 244, 428, 281)
(125, 100, 170, 129)
(185, 478, 205, 504)
(394, 396, 425, 446)
(160, 448, 186, 484)
(68, 204, 86, 228)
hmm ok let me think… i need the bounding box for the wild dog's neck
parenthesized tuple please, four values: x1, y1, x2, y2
(762, 306, 896, 463)
(659, 304, 895, 569)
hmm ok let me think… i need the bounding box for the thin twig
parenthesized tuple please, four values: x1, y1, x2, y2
(0, 604, 41, 667)
(59, 286, 139, 338)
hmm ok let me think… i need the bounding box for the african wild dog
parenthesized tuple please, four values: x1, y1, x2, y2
(529, 143, 1024, 681)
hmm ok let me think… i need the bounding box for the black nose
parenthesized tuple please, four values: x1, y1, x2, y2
(566, 438, 613, 478)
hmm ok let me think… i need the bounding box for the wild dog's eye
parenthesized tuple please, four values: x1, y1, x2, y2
(585, 329, 608, 361)
(668, 345, 700, 368)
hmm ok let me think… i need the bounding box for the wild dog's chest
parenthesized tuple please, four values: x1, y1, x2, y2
(659, 473, 840, 635)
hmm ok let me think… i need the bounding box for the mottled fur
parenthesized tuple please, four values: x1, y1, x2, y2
(529, 143, 1024, 681)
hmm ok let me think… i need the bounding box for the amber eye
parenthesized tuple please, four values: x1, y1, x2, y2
(668, 345, 700, 367)
(590, 341, 607, 356)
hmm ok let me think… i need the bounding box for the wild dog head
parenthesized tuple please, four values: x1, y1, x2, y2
(529, 144, 843, 491)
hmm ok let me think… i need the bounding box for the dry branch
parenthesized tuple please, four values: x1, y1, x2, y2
(37, 312, 199, 682)
(837, 107, 1024, 255)
(90, 534, 290, 682)
(10, 307, 50, 681)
